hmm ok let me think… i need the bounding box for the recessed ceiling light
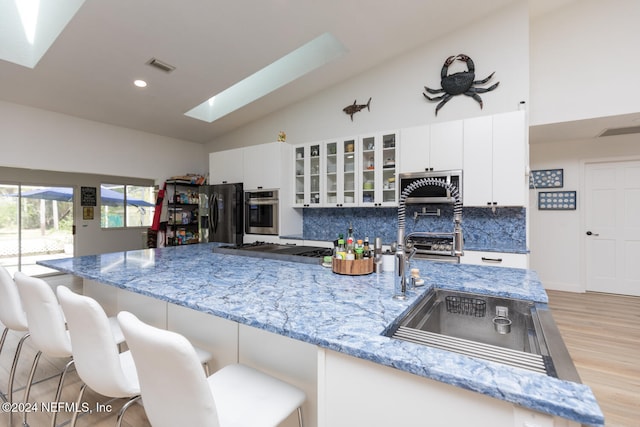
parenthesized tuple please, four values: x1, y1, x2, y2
(134, 79, 147, 88)
(185, 32, 347, 123)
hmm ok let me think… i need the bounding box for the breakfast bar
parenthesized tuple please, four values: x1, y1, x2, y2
(39, 243, 604, 427)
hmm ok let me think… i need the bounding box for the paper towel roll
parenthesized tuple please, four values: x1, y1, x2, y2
(382, 254, 395, 272)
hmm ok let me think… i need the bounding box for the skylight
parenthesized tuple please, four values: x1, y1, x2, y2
(185, 32, 347, 123)
(0, 0, 86, 68)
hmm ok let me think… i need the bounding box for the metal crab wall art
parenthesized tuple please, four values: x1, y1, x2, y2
(423, 54, 499, 115)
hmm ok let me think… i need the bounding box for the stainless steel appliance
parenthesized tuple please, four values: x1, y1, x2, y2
(213, 241, 333, 265)
(199, 183, 244, 245)
(244, 190, 279, 235)
(399, 170, 462, 204)
(405, 233, 460, 263)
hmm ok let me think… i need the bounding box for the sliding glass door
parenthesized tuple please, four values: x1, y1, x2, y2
(0, 184, 74, 276)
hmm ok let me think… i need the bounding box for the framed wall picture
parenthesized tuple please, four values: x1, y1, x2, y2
(83, 206, 94, 220)
(530, 169, 563, 189)
(538, 191, 576, 210)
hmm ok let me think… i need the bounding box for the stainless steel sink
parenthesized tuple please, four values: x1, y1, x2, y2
(386, 289, 581, 381)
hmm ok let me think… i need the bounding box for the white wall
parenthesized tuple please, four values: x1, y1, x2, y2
(530, 135, 640, 291)
(1, 100, 207, 182)
(0, 100, 207, 255)
(528, 0, 640, 292)
(530, 0, 640, 126)
(206, 2, 529, 152)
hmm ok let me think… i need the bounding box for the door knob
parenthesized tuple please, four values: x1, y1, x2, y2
(586, 231, 599, 236)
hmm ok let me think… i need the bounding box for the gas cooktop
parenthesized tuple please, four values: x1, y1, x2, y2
(212, 241, 333, 264)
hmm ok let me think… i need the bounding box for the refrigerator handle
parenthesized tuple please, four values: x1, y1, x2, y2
(212, 195, 219, 234)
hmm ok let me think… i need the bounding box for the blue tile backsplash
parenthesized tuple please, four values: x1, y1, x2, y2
(302, 205, 527, 253)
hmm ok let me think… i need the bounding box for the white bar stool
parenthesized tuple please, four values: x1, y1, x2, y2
(118, 311, 306, 427)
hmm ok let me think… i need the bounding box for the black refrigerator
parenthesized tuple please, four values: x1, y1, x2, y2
(199, 183, 243, 245)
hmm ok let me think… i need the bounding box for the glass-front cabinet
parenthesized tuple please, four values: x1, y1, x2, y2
(324, 138, 358, 207)
(294, 142, 323, 207)
(293, 131, 398, 208)
(359, 132, 398, 206)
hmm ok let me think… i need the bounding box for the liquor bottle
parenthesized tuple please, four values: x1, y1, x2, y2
(346, 223, 354, 252)
(363, 237, 370, 258)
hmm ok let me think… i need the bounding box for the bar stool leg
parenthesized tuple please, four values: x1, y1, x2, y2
(8, 333, 30, 404)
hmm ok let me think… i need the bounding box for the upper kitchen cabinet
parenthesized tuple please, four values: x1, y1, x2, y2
(324, 138, 358, 207)
(209, 148, 244, 185)
(243, 142, 291, 190)
(210, 142, 292, 190)
(463, 111, 527, 207)
(399, 121, 463, 173)
(293, 142, 323, 207)
(359, 131, 398, 206)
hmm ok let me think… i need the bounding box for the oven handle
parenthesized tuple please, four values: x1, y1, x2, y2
(245, 199, 278, 205)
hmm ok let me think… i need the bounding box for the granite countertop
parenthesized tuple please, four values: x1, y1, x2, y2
(39, 244, 603, 427)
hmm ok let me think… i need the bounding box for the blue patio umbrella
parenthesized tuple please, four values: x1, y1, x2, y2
(10, 187, 154, 207)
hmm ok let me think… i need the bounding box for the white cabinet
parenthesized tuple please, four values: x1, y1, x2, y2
(492, 111, 527, 206)
(293, 142, 323, 207)
(399, 121, 463, 173)
(209, 147, 244, 184)
(460, 250, 529, 269)
(359, 131, 398, 206)
(324, 138, 358, 207)
(210, 142, 291, 190)
(463, 111, 527, 207)
(399, 125, 429, 173)
(294, 131, 398, 208)
(462, 116, 493, 206)
(243, 142, 290, 190)
(430, 119, 464, 171)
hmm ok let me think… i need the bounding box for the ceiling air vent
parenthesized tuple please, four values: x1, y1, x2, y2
(146, 58, 176, 73)
(598, 125, 640, 138)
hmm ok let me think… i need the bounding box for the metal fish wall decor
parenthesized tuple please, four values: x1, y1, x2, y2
(343, 97, 371, 121)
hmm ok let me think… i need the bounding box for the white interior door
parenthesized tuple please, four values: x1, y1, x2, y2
(585, 160, 640, 296)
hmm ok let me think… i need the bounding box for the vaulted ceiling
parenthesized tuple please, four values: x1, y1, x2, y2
(1, 0, 575, 144)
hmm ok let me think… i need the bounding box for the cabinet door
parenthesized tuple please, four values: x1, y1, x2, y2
(492, 111, 526, 206)
(360, 135, 377, 206)
(359, 132, 398, 206)
(243, 142, 281, 190)
(379, 132, 398, 206)
(209, 148, 244, 184)
(324, 140, 340, 207)
(430, 119, 463, 171)
(293, 143, 323, 207)
(340, 138, 358, 207)
(462, 116, 493, 206)
(399, 125, 430, 173)
(293, 145, 307, 206)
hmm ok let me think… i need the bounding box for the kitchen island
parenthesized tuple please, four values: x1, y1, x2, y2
(39, 244, 603, 427)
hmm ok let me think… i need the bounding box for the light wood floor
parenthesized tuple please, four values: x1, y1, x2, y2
(546, 290, 640, 427)
(1, 276, 638, 426)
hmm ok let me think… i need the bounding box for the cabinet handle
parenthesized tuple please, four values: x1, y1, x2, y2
(481, 257, 503, 263)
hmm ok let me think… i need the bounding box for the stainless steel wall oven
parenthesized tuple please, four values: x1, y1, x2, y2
(244, 190, 279, 235)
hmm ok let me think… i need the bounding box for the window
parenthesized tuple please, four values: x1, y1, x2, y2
(100, 184, 155, 228)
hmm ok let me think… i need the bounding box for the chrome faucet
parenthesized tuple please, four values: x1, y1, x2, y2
(394, 178, 463, 300)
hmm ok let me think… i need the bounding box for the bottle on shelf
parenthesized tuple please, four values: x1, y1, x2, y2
(335, 239, 346, 260)
(355, 239, 364, 260)
(346, 223, 354, 253)
(363, 237, 370, 258)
